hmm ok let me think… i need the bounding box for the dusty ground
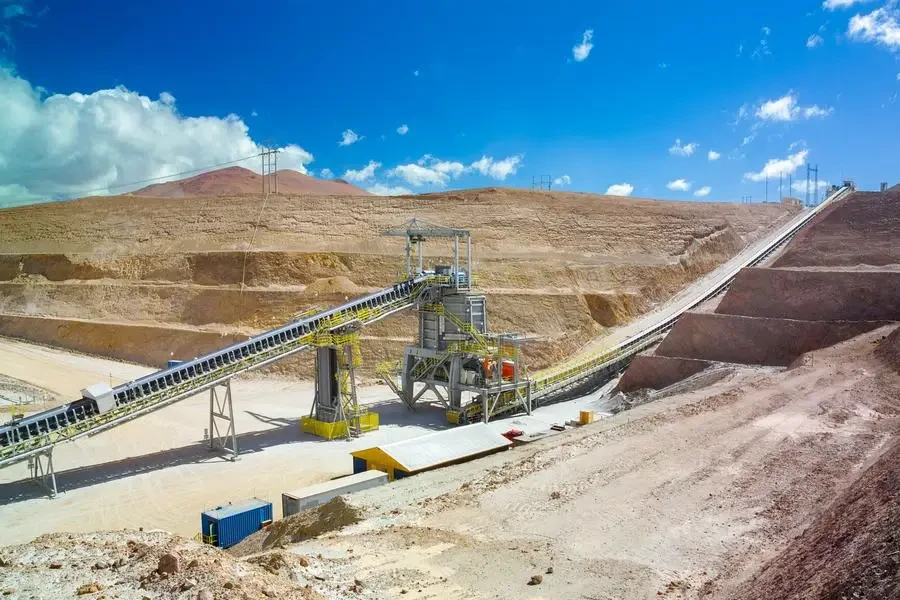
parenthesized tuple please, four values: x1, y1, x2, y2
(0, 187, 795, 377)
(266, 326, 898, 599)
(4, 325, 893, 600)
(0, 334, 615, 546)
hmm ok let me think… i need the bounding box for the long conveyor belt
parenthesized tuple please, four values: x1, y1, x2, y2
(1, 185, 851, 468)
(460, 185, 852, 421)
(0, 274, 442, 469)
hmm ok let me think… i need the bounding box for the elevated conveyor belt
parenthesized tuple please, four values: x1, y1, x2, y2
(0, 274, 445, 469)
(1, 186, 853, 470)
(462, 186, 853, 421)
(528, 185, 853, 402)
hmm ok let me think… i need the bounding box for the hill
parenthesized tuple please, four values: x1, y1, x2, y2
(130, 166, 371, 197)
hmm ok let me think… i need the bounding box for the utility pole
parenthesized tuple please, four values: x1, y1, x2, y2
(260, 147, 278, 195)
(806, 163, 819, 207)
(765, 175, 768, 203)
(814, 166, 819, 205)
(779, 172, 783, 202)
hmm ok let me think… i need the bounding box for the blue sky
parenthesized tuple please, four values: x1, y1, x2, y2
(0, 0, 898, 206)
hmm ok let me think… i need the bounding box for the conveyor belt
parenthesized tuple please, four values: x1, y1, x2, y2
(461, 186, 852, 421)
(526, 185, 852, 404)
(0, 274, 442, 468)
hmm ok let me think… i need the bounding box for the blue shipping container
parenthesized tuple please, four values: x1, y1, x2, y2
(201, 499, 273, 549)
(168, 360, 184, 368)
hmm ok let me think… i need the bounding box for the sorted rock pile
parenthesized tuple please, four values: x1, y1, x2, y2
(0, 530, 325, 599)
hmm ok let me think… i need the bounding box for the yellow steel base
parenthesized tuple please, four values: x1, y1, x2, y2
(301, 413, 380, 440)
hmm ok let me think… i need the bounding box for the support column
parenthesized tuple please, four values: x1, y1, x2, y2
(417, 238, 424, 275)
(29, 448, 58, 498)
(209, 380, 238, 461)
(466, 234, 472, 290)
(453, 235, 460, 290)
(405, 236, 412, 278)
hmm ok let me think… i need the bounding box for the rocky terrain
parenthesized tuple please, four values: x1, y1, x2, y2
(0, 186, 795, 391)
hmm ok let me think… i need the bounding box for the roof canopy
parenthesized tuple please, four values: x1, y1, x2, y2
(352, 423, 511, 473)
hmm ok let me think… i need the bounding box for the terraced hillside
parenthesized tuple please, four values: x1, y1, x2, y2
(0, 188, 796, 385)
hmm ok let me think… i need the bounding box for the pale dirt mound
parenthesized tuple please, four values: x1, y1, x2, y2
(732, 437, 900, 600)
(229, 497, 361, 557)
(131, 165, 370, 197)
(716, 268, 900, 321)
(774, 188, 900, 268)
(875, 325, 900, 373)
(654, 312, 890, 366)
(615, 354, 713, 393)
(303, 275, 362, 296)
(583, 292, 649, 327)
(0, 530, 325, 599)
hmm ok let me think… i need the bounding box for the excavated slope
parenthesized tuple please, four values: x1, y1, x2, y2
(0, 188, 796, 374)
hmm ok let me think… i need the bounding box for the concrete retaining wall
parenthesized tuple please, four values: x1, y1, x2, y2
(717, 268, 900, 321)
(655, 312, 891, 366)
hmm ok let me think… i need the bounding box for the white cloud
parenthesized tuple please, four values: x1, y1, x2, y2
(469, 154, 523, 180)
(0, 67, 314, 208)
(666, 179, 692, 192)
(386, 153, 523, 188)
(343, 160, 381, 182)
(897, 73, 900, 80)
(694, 186, 712, 197)
(742, 134, 756, 147)
(743, 150, 809, 182)
(806, 34, 824, 48)
(251, 109, 258, 117)
(413, 70, 420, 77)
(756, 93, 833, 122)
(572, 29, 594, 62)
(802, 105, 832, 118)
(367, 183, 413, 196)
(396, 124, 409, 135)
(792, 179, 830, 193)
(752, 26, 772, 59)
(824, 0, 874, 10)
(320, 168, 334, 179)
(338, 129, 363, 146)
(708, 150, 721, 161)
(605, 183, 634, 196)
(848, 5, 900, 50)
(388, 163, 449, 187)
(553, 175, 571, 186)
(668, 139, 698, 157)
(387, 155, 465, 187)
(658, 62, 669, 69)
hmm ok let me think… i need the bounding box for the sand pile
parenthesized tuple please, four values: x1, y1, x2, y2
(733, 436, 900, 600)
(230, 497, 361, 557)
